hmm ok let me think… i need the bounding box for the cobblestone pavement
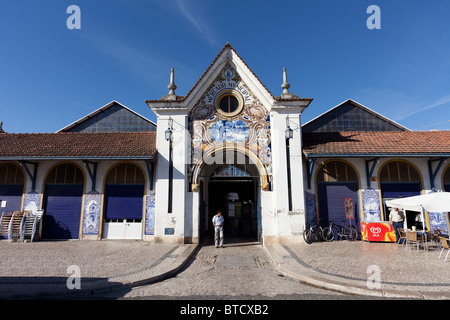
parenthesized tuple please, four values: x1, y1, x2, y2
(0, 240, 175, 278)
(0, 240, 185, 299)
(102, 238, 348, 300)
(282, 241, 450, 294)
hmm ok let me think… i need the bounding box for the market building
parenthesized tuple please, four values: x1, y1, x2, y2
(1, 44, 449, 243)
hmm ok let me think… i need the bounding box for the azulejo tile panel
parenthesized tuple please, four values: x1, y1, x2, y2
(145, 194, 155, 235)
(188, 63, 272, 182)
(23, 191, 41, 214)
(82, 191, 102, 235)
(361, 189, 382, 222)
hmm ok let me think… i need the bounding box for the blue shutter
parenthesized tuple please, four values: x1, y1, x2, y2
(381, 183, 421, 199)
(317, 182, 360, 234)
(104, 185, 144, 220)
(42, 185, 83, 239)
(0, 185, 23, 212)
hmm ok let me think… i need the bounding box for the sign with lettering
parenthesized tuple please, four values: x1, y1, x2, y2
(345, 198, 354, 219)
(206, 80, 253, 105)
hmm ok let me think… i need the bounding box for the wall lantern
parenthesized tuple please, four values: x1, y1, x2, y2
(285, 116, 293, 140)
(285, 126, 293, 140)
(165, 117, 173, 141)
(165, 128, 172, 141)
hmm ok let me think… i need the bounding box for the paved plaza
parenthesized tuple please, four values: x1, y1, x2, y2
(0, 238, 449, 300)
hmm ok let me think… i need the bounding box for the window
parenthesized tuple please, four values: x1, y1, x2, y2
(0, 164, 24, 185)
(219, 95, 239, 114)
(379, 161, 420, 183)
(46, 163, 84, 185)
(215, 90, 243, 117)
(105, 163, 145, 185)
(317, 161, 358, 183)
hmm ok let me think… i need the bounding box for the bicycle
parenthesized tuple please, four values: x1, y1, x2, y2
(303, 217, 333, 244)
(323, 219, 358, 241)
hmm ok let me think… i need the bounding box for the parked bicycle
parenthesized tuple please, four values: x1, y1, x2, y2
(322, 219, 358, 241)
(303, 217, 333, 244)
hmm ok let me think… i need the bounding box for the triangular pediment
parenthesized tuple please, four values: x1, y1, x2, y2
(302, 99, 410, 133)
(145, 43, 312, 113)
(57, 100, 156, 133)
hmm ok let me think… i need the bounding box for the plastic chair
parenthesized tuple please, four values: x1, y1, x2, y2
(438, 237, 450, 262)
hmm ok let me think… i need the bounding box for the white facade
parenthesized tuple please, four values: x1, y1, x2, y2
(147, 44, 312, 244)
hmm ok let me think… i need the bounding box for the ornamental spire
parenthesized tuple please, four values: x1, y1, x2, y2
(281, 67, 293, 99)
(163, 68, 177, 101)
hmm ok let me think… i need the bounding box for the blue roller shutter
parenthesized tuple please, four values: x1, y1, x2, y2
(317, 182, 360, 235)
(104, 185, 144, 220)
(42, 185, 83, 239)
(0, 185, 23, 212)
(381, 183, 421, 199)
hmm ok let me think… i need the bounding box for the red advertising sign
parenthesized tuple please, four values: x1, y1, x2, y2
(345, 198, 354, 219)
(361, 222, 396, 242)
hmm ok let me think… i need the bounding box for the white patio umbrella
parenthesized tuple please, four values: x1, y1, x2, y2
(386, 192, 450, 230)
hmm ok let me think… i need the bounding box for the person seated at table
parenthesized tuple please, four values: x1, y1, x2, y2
(415, 213, 423, 230)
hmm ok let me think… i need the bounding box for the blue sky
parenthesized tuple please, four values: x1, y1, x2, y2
(1, 0, 449, 132)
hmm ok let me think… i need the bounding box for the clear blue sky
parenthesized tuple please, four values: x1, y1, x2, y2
(1, 0, 449, 132)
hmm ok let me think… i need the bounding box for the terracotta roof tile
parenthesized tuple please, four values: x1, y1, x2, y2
(0, 132, 157, 159)
(303, 131, 450, 156)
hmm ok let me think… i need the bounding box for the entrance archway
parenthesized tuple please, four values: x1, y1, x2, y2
(379, 160, 423, 229)
(195, 149, 263, 243)
(102, 162, 145, 240)
(315, 160, 361, 235)
(42, 162, 85, 240)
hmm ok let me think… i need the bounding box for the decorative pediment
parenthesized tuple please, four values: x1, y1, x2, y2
(146, 43, 313, 113)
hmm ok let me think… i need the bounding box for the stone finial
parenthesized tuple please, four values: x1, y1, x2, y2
(281, 67, 293, 99)
(163, 68, 177, 101)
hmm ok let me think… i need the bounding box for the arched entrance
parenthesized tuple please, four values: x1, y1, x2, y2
(315, 160, 361, 235)
(379, 160, 423, 229)
(102, 163, 145, 239)
(195, 149, 265, 243)
(0, 163, 25, 213)
(42, 162, 85, 239)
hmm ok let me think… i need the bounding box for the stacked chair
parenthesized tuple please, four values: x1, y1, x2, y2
(0, 210, 43, 242)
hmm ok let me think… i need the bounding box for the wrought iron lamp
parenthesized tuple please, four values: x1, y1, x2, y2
(165, 117, 173, 141)
(285, 116, 293, 140)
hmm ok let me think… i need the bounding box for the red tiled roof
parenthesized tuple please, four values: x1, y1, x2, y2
(0, 132, 157, 159)
(303, 131, 450, 157)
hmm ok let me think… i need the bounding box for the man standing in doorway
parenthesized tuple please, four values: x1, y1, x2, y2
(212, 210, 224, 248)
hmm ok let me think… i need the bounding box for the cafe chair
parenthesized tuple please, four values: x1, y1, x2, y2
(431, 229, 443, 249)
(438, 237, 450, 262)
(397, 228, 407, 247)
(406, 231, 420, 253)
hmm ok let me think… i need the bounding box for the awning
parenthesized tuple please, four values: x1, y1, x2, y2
(385, 192, 450, 213)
